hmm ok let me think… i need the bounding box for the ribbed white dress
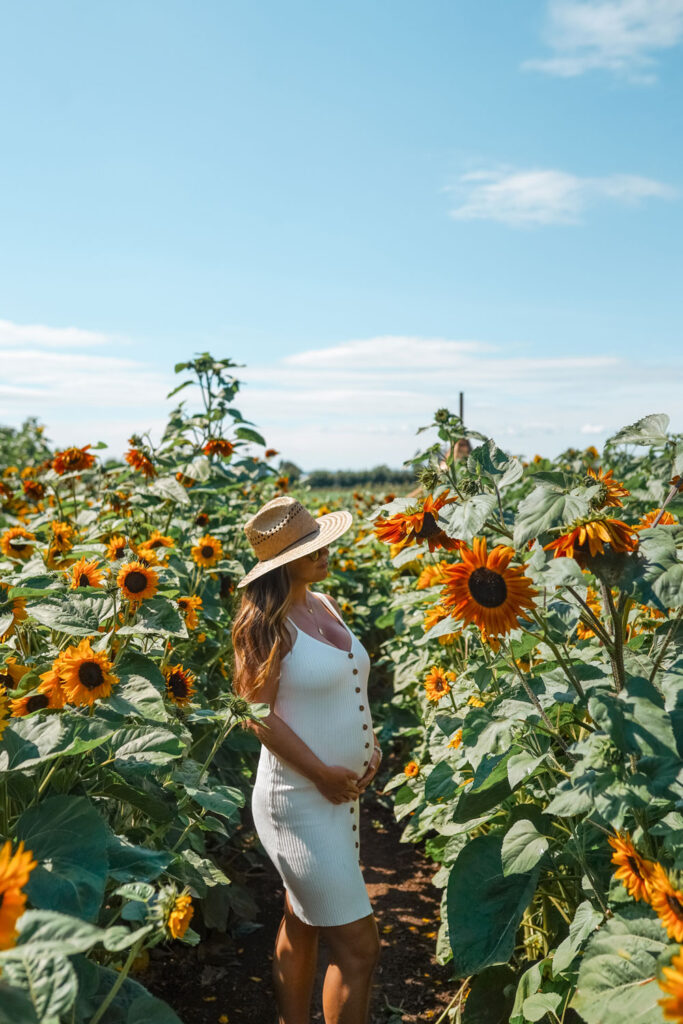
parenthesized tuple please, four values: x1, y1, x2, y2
(251, 591, 374, 926)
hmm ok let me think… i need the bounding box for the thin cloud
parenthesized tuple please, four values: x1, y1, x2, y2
(447, 167, 676, 226)
(0, 319, 110, 348)
(523, 0, 683, 82)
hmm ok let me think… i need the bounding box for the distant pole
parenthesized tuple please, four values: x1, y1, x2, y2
(459, 391, 464, 425)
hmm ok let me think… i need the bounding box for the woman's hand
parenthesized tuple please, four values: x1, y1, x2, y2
(357, 744, 382, 793)
(314, 765, 361, 805)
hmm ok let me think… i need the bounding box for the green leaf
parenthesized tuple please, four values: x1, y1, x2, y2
(0, 980, 39, 1023)
(15, 795, 109, 919)
(105, 833, 170, 883)
(184, 782, 244, 821)
(523, 992, 562, 1022)
(447, 834, 541, 977)
(165, 379, 193, 399)
(635, 527, 683, 611)
(572, 911, 670, 1023)
(27, 594, 110, 635)
(117, 596, 187, 638)
(439, 493, 498, 543)
(513, 484, 597, 549)
(234, 426, 266, 446)
(148, 475, 191, 505)
(416, 613, 459, 645)
(553, 900, 603, 976)
(462, 964, 516, 1024)
(111, 725, 186, 767)
(2, 953, 77, 1021)
(501, 819, 549, 876)
(608, 414, 670, 447)
(425, 761, 459, 802)
(453, 750, 516, 824)
(108, 652, 168, 722)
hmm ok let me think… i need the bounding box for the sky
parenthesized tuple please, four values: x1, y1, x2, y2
(0, 0, 681, 470)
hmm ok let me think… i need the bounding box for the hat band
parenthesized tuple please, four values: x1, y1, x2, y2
(256, 526, 320, 562)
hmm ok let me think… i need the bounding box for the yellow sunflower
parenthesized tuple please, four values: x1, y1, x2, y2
(0, 838, 38, 950)
(416, 562, 449, 590)
(177, 595, 202, 630)
(650, 863, 683, 942)
(167, 891, 194, 939)
(404, 760, 420, 778)
(106, 534, 131, 560)
(439, 538, 537, 637)
(576, 587, 603, 641)
(637, 508, 678, 530)
(424, 666, 455, 702)
(52, 444, 96, 475)
(50, 520, 75, 552)
(448, 729, 463, 749)
(586, 466, 630, 508)
(9, 691, 52, 717)
(607, 832, 657, 902)
(191, 535, 224, 568)
(0, 526, 36, 560)
(117, 561, 159, 604)
(422, 603, 458, 645)
(0, 657, 30, 688)
(0, 592, 27, 641)
(0, 685, 10, 738)
(125, 448, 156, 478)
(37, 658, 69, 709)
(66, 556, 104, 590)
(544, 515, 638, 565)
(659, 949, 683, 1022)
(137, 531, 174, 565)
(58, 638, 119, 707)
(164, 664, 197, 707)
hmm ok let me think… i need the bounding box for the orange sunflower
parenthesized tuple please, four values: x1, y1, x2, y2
(50, 520, 75, 552)
(138, 531, 175, 565)
(22, 479, 45, 501)
(416, 562, 450, 590)
(1, 526, 36, 560)
(586, 467, 630, 508)
(448, 729, 463, 749)
(439, 538, 537, 637)
(0, 838, 38, 949)
(67, 556, 104, 589)
(264, 448, 279, 458)
(576, 587, 603, 641)
(191, 535, 224, 568)
(0, 686, 9, 739)
(52, 444, 96, 475)
(607, 832, 656, 902)
(117, 561, 159, 604)
(177, 595, 202, 630)
(637, 508, 678, 530)
(544, 515, 638, 565)
(650, 863, 683, 942)
(404, 761, 420, 778)
(659, 949, 683, 1021)
(106, 534, 130, 560)
(125, 448, 156, 478)
(167, 891, 194, 939)
(0, 584, 27, 641)
(36, 658, 69, 709)
(164, 664, 197, 707)
(58, 639, 119, 707)
(424, 666, 456, 702)
(175, 471, 196, 488)
(9, 691, 53, 717)
(203, 438, 234, 457)
(374, 492, 460, 554)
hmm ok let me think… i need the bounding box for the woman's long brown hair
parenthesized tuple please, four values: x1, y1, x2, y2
(231, 565, 292, 700)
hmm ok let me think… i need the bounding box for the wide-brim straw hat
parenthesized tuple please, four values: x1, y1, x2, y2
(237, 495, 353, 588)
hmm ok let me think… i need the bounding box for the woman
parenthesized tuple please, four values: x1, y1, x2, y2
(231, 495, 382, 1024)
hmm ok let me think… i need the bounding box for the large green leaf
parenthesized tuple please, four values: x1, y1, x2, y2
(0, 910, 152, 961)
(425, 760, 459, 802)
(107, 652, 168, 722)
(2, 953, 77, 1021)
(27, 593, 111, 635)
(462, 964, 516, 1024)
(453, 749, 517, 824)
(0, 716, 114, 772)
(439, 493, 498, 543)
(553, 900, 603, 976)
(71, 955, 183, 1024)
(105, 833, 170, 883)
(572, 911, 671, 1023)
(117, 596, 187, 638)
(184, 782, 244, 821)
(447, 834, 541, 976)
(110, 725, 186, 767)
(501, 819, 549, 876)
(589, 677, 678, 760)
(513, 484, 598, 549)
(634, 527, 683, 611)
(148, 475, 191, 504)
(607, 414, 670, 447)
(0, 981, 39, 1024)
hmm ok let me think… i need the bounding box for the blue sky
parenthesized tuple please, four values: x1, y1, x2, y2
(1, 0, 681, 469)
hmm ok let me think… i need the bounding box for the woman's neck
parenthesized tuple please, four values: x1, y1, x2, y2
(288, 580, 312, 610)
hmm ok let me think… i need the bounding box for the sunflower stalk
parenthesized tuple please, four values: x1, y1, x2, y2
(599, 583, 626, 692)
(89, 932, 148, 1024)
(566, 586, 614, 649)
(649, 608, 683, 685)
(505, 640, 574, 759)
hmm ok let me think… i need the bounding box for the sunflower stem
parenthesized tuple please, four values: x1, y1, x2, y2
(600, 583, 625, 692)
(504, 640, 574, 759)
(649, 608, 683, 686)
(566, 586, 614, 649)
(90, 932, 147, 1024)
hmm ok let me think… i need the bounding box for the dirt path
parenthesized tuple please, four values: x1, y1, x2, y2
(145, 777, 456, 1023)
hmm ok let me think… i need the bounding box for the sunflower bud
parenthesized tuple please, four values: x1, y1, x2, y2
(434, 408, 451, 424)
(459, 476, 480, 497)
(418, 466, 441, 491)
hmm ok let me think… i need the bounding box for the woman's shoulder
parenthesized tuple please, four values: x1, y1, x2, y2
(313, 590, 342, 615)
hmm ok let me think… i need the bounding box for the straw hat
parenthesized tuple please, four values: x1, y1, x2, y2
(237, 495, 353, 588)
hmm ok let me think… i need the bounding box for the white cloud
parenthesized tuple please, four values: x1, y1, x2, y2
(0, 319, 110, 348)
(447, 167, 676, 226)
(523, 0, 683, 81)
(580, 423, 606, 433)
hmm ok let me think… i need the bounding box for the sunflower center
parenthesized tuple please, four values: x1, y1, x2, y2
(149, 539, 164, 548)
(666, 892, 683, 919)
(415, 511, 440, 539)
(627, 855, 644, 879)
(78, 661, 105, 689)
(435, 679, 445, 691)
(168, 672, 188, 696)
(79, 573, 90, 587)
(0, 672, 12, 687)
(27, 693, 50, 712)
(124, 571, 148, 593)
(468, 567, 507, 608)
(115, 546, 125, 557)
(201, 545, 215, 559)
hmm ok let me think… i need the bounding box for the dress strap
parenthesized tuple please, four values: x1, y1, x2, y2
(315, 591, 344, 625)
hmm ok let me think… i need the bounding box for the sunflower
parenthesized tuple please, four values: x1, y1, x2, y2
(404, 760, 420, 778)
(0, 526, 36, 560)
(0, 838, 38, 949)
(544, 515, 638, 565)
(117, 561, 159, 604)
(203, 438, 234, 457)
(67, 556, 104, 590)
(637, 508, 678, 530)
(0, 686, 10, 739)
(175, 471, 196, 488)
(416, 562, 449, 590)
(0, 586, 27, 641)
(448, 729, 463, 749)
(650, 863, 683, 942)
(467, 694, 485, 707)
(374, 492, 460, 554)
(276, 475, 289, 491)
(106, 534, 130, 560)
(424, 666, 455, 702)
(9, 691, 53, 717)
(137, 530, 175, 565)
(659, 949, 683, 1022)
(576, 587, 603, 641)
(194, 512, 209, 528)
(422, 603, 458, 645)
(264, 448, 279, 458)
(191, 535, 224, 568)
(439, 538, 537, 637)
(164, 664, 197, 707)
(607, 832, 656, 902)
(58, 638, 119, 707)
(50, 520, 75, 552)
(586, 467, 630, 508)
(36, 658, 69, 709)
(167, 891, 194, 939)
(1, 657, 30, 687)
(52, 444, 96, 475)
(177, 595, 202, 630)
(22, 479, 45, 501)
(125, 448, 156, 478)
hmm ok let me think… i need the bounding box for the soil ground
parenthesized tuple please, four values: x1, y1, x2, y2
(144, 775, 458, 1023)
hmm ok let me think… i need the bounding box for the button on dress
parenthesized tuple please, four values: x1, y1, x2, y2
(251, 591, 374, 926)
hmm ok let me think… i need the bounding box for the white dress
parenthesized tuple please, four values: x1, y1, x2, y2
(250, 591, 375, 926)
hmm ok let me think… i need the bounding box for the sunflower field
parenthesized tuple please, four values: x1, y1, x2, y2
(369, 408, 683, 1023)
(2, 355, 683, 1024)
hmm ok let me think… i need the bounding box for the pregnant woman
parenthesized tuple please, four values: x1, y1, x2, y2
(231, 495, 382, 1024)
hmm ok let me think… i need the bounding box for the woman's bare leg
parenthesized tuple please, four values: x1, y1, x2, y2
(320, 913, 380, 1024)
(272, 890, 320, 1024)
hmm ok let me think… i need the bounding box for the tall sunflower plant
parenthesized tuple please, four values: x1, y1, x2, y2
(0, 355, 285, 1023)
(372, 410, 683, 1024)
